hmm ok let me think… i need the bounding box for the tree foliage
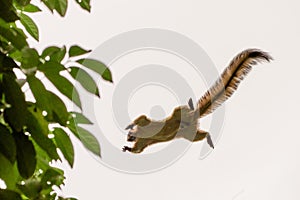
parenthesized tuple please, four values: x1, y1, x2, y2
(0, 0, 110, 199)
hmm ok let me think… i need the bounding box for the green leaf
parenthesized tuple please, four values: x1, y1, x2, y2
(41, 168, 64, 188)
(8, 49, 23, 62)
(71, 112, 93, 124)
(27, 75, 52, 114)
(19, 12, 39, 41)
(42, 0, 55, 12)
(66, 120, 79, 138)
(21, 4, 42, 12)
(0, 40, 14, 55)
(40, 62, 82, 109)
(38, 60, 65, 72)
(46, 74, 82, 109)
(41, 46, 66, 63)
(32, 140, 52, 171)
(48, 92, 70, 125)
(0, 19, 27, 50)
(0, 189, 22, 200)
(51, 46, 66, 63)
(26, 105, 60, 161)
(0, 52, 19, 72)
(72, 126, 101, 157)
(68, 45, 91, 57)
(14, 0, 31, 7)
(0, 11, 19, 23)
(2, 74, 28, 131)
(55, 0, 68, 16)
(0, 102, 4, 110)
(13, 131, 36, 179)
(0, 1, 19, 22)
(10, 22, 28, 38)
(17, 178, 42, 199)
(69, 66, 100, 97)
(53, 128, 74, 167)
(0, 124, 16, 163)
(20, 47, 40, 69)
(77, 58, 113, 82)
(59, 197, 78, 200)
(0, 153, 19, 189)
(75, 0, 91, 12)
(27, 74, 70, 125)
(41, 46, 60, 59)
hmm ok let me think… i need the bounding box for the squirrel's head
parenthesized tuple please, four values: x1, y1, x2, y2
(125, 114, 151, 142)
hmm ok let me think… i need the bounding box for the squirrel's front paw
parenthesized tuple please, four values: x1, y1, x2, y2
(122, 146, 132, 152)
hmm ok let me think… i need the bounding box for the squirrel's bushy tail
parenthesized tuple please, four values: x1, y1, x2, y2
(196, 48, 273, 118)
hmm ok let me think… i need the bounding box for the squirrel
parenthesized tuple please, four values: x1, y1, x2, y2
(122, 48, 273, 153)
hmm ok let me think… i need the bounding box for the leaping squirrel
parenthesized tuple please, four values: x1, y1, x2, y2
(122, 48, 273, 153)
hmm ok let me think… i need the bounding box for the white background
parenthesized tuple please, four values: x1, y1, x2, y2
(29, 0, 300, 199)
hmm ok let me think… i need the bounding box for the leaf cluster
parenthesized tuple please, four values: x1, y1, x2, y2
(0, 0, 110, 199)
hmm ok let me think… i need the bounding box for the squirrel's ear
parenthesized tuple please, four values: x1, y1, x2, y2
(125, 123, 135, 130)
(188, 98, 194, 110)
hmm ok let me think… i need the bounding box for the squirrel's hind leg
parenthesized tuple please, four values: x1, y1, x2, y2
(182, 129, 214, 149)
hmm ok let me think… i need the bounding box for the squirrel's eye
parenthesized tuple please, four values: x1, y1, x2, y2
(127, 136, 136, 141)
